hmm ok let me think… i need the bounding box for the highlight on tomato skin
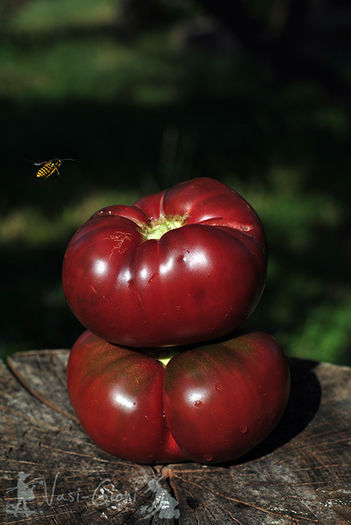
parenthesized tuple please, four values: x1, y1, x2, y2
(62, 177, 268, 348)
(66, 330, 187, 464)
(67, 330, 290, 465)
(163, 332, 291, 464)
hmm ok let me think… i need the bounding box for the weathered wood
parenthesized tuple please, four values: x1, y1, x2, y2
(1, 351, 351, 524)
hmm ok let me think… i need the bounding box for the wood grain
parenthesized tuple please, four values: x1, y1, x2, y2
(1, 351, 350, 524)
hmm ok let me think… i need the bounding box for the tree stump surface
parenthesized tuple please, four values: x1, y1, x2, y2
(1, 349, 351, 524)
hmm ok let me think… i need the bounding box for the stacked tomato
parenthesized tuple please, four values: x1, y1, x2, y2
(62, 177, 290, 464)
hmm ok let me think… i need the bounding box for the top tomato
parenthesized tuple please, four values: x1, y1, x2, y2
(62, 177, 267, 347)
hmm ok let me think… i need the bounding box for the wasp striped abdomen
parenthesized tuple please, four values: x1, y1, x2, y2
(34, 157, 73, 180)
(36, 159, 62, 179)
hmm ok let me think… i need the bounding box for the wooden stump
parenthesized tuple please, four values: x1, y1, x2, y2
(1, 350, 351, 524)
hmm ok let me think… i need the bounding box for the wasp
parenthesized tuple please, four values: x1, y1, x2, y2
(34, 157, 74, 180)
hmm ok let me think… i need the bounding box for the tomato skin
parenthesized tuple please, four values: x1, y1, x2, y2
(67, 330, 186, 463)
(164, 332, 290, 463)
(62, 178, 267, 348)
(67, 330, 290, 464)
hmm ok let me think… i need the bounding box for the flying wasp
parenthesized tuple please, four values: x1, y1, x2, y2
(33, 157, 74, 180)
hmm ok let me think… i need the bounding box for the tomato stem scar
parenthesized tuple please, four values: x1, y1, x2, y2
(140, 215, 187, 241)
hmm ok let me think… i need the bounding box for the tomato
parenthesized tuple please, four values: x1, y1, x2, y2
(62, 178, 267, 347)
(67, 330, 290, 464)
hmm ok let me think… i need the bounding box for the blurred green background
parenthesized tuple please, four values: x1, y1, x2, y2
(1, 0, 350, 364)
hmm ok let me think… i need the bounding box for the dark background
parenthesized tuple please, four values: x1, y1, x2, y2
(1, 0, 350, 364)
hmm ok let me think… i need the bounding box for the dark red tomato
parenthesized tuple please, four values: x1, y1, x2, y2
(67, 330, 290, 464)
(62, 178, 267, 347)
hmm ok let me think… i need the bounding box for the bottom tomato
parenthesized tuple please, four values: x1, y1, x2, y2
(67, 330, 290, 464)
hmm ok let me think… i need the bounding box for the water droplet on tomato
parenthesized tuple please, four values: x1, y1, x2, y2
(194, 400, 203, 407)
(148, 273, 156, 284)
(215, 384, 223, 392)
(240, 424, 248, 434)
(144, 415, 149, 421)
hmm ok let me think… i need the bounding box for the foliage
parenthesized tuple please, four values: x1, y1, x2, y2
(0, 0, 350, 365)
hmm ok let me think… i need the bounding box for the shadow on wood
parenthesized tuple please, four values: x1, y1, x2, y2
(239, 357, 322, 464)
(1, 350, 350, 524)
